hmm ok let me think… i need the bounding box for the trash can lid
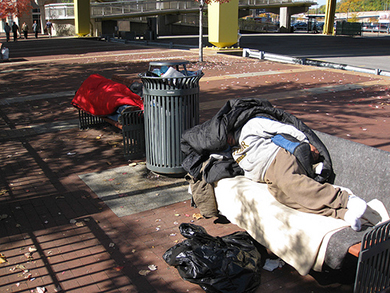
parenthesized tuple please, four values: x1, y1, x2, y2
(149, 60, 189, 67)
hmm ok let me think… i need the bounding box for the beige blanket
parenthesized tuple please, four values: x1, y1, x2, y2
(214, 176, 388, 276)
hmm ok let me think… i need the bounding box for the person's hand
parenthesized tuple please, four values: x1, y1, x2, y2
(227, 132, 236, 146)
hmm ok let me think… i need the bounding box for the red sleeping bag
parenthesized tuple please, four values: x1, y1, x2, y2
(71, 74, 144, 116)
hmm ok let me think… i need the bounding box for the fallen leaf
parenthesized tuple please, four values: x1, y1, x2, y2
(0, 253, 7, 263)
(0, 189, 8, 196)
(139, 269, 150, 276)
(36, 287, 46, 293)
(193, 213, 203, 220)
(113, 266, 124, 271)
(29, 247, 37, 253)
(15, 264, 26, 271)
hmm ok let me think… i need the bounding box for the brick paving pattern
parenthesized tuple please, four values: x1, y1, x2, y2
(0, 35, 389, 292)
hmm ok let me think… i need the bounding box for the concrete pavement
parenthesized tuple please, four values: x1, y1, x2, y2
(0, 35, 389, 292)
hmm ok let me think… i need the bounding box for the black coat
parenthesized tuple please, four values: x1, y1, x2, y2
(181, 98, 334, 183)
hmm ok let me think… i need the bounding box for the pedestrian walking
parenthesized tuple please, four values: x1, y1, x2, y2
(46, 20, 52, 37)
(4, 23, 11, 42)
(12, 22, 19, 42)
(32, 21, 39, 38)
(21, 22, 28, 39)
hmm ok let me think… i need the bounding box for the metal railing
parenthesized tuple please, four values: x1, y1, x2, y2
(45, 0, 312, 20)
(242, 48, 390, 77)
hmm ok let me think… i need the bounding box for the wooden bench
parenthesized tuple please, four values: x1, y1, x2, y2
(76, 75, 145, 160)
(214, 130, 390, 293)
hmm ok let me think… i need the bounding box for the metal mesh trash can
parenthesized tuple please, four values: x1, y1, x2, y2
(140, 60, 203, 174)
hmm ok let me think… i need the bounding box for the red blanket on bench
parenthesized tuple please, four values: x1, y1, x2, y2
(71, 74, 144, 116)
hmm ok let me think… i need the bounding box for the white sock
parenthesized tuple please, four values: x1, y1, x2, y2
(344, 210, 362, 231)
(347, 195, 367, 218)
(344, 195, 367, 231)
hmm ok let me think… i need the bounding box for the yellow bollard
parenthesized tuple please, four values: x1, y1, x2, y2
(208, 0, 239, 48)
(74, 0, 90, 36)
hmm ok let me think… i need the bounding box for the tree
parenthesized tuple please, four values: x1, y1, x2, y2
(338, 0, 360, 19)
(0, 0, 32, 20)
(197, 0, 231, 62)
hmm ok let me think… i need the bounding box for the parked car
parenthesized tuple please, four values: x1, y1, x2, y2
(316, 22, 324, 31)
(292, 22, 308, 31)
(362, 23, 389, 33)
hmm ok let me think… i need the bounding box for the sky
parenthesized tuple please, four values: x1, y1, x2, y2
(313, 0, 328, 7)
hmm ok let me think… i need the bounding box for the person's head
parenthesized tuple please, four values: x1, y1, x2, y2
(310, 144, 320, 163)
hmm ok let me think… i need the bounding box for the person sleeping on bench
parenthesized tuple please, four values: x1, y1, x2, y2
(227, 116, 367, 231)
(181, 98, 371, 232)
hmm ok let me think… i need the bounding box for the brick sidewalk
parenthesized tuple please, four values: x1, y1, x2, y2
(0, 37, 389, 293)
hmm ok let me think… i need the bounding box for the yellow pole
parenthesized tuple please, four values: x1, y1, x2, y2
(74, 0, 90, 36)
(208, 0, 239, 48)
(323, 0, 337, 35)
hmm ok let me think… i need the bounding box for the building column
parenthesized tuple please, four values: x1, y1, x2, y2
(74, 0, 90, 36)
(323, 0, 337, 35)
(279, 7, 291, 32)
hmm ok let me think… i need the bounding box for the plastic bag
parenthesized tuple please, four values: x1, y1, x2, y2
(162, 223, 261, 293)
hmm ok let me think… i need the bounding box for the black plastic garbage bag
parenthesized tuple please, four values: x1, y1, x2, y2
(162, 223, 261, 293)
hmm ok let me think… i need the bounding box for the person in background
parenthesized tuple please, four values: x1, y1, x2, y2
(32, 21, 39, 38)
(21, 22, 28, 39)
(12, 22, 19, 42)
(4, 23, 11, 42)
(45, 20, 52, 37)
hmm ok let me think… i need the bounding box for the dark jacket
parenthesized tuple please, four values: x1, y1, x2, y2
(181, 98, 334, 183)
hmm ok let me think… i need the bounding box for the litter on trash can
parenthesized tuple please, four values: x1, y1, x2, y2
(161, 67, 185, 78)
(163, 223, 262, 293)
